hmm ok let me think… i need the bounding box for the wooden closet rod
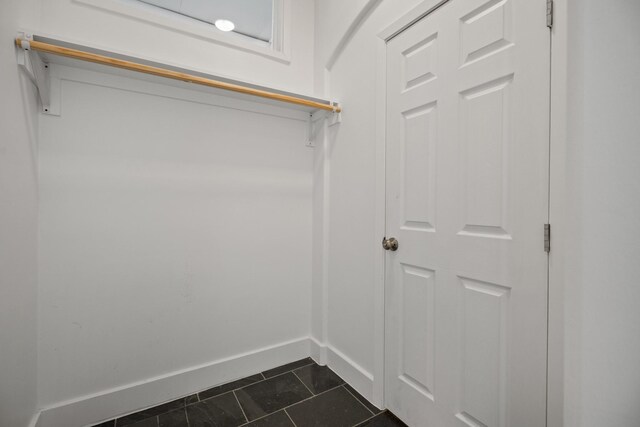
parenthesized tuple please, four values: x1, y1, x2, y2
(15, 38, 341, 113)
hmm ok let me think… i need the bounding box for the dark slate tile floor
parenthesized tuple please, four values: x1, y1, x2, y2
(91, 358, 407, 427)
(236, 372, 313, 421)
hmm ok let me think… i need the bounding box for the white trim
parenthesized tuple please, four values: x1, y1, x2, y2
(37, 337, 310, 427)
(372, 34, 387, 410)
(73, 0, 292, 64)
(270, 0, 289, 56)
(325, 0, 383, 71)
(377, 0, 450, 42)
(547, 0, 568, 425)
(28, 411, 42, 427)
(314, 92, 332, 367)
(327, 345, 375, 406)
(309, 339, 380, 411)
(320, 111, 331, 366)
(309, 105, 329, 365)
(309, 336, 328, 365)
(35, 337, 379, 427)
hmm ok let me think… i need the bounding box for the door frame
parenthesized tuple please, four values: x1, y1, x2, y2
(371, 2, 565, 426)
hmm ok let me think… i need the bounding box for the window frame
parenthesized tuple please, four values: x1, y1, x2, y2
(73, 0, 291, 63)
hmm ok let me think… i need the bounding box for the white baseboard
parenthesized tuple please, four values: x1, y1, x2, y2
(309, 338, 380, 410)
(326, 345, 377, 406)
(309, 336, 328, 365)
(36, 337, 380, 427)
(37, 337, 310, 427)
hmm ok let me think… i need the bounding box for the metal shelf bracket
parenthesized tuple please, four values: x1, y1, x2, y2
(306, 108, 342, 148)
(16, 33, 54, 114)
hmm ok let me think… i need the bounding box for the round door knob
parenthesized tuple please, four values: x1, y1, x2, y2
(382, 237, 399, 251)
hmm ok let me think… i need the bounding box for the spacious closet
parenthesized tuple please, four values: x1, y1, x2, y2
(2, 1, 640, 427)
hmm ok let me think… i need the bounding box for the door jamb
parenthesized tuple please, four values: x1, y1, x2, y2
(372, 33, 387, 410)
(547, 0, 567, 426)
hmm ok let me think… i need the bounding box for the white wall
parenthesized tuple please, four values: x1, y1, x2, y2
(315, 0, 640, 425)
(310, 0, 376, 362)
(7, 0, 639, 425)
(311, 116, 327, 354)
(561, 1, 640, 426)
(312, 0, 438, 404)
(313, 0, 372, 94)
(26, 0, 318, 421)
(37, 67, 313, 412)
(0, 1, 40, 426)
(38, 0, 315, 95)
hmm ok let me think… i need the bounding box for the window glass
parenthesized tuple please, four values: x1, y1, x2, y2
(139, 0, 274, 43)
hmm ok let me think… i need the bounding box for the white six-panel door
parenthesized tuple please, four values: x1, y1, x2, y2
(384, 1, 550, 426)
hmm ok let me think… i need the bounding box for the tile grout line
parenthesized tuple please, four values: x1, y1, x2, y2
(261, 361, 315, 381)
(236, 383, 345, 426)
(184, 406, 191, 427)
(192, 375, 263, 402)
(352, 411, 382, 427)
(103, 361, 316, 427)
(229, 362, 317, 396)
(112, 393, 192, 426)
(282, 384, 344, 410)
(284, 409, 298, 427)
(197, 361, 315, 405)
(233, 390, 250, 425)
(342, 385, 376, 416)
(292, 370, 315, 396)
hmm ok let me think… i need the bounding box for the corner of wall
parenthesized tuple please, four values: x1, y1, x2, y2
(0, 0, 40, 423)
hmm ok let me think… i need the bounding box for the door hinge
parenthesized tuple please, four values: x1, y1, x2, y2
(546, 0, 554, 29)
(544, 224, 551, 253)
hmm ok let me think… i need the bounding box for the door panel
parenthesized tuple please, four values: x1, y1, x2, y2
(401, 102, 437, 232)
(458, 277, 510, 427)
(459, 76, 512, 237)
(385, 1, 550, 426)
(399, 264, 436, 399)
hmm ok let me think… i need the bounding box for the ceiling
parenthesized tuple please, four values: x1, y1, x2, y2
(139, 0, 274, 42)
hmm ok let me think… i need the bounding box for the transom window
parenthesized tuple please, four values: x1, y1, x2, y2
(138, 0, 275, 44)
